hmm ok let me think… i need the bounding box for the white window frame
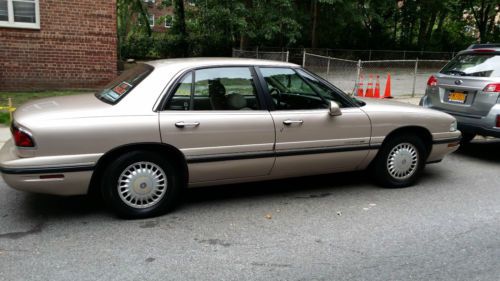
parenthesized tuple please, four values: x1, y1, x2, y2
(0, 0, 40, 29)
(148, 14, 154, 27)
(164, 15, 172, 28)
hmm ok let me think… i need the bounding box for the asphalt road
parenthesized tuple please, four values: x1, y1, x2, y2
(0, 140, 499, 281)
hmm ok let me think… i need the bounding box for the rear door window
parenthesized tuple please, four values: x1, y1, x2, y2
(441, 53, 500, 77)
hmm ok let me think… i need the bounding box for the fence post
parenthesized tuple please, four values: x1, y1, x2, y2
(326, 58, 330, 78)
(403, 51, 406, 60)
(256, 46, 259, 59)
(302, 50, 306, 67)
(8, 98, 12, 122)
(286, 51, 289, 62)
(354, 59, 362, 97)
(369, 49, 372, 61)
(412, 58, 419, 98)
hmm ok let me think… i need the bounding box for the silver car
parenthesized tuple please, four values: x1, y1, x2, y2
(0, 58, 460, 218)
(420, 44, 500, 143)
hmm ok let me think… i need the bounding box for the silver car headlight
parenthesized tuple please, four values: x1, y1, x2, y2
(450, 120, 457, 132)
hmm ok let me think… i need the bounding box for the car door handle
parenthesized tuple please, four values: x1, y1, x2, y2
(283, 120, 304, 125)
(175, 121, 200, 128)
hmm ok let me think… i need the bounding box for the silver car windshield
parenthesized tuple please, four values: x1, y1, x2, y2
(441, 53, 500, 77)
(96, 64, 154, 104)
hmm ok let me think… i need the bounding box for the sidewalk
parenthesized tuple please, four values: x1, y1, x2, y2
(0, 125, 10, 147)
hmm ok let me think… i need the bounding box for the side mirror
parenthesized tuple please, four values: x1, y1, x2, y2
(329, 101, 342, 116)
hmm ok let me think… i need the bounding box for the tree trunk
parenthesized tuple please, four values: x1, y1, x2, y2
(173, 0, 188, 56)
(423, 11, 437, 49)
(239, 0, 252, 49)
(311, 0, 318, 48)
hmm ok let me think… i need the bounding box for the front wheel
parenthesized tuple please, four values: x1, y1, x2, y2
(372, 135, 426, 188)
(101, 151, 181, 219)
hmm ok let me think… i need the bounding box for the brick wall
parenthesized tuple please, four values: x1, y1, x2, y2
(0, 0, 118, 91)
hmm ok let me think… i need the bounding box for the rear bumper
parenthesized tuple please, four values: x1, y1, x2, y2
(421, 95, 500, 138)
(0, 140, 96, 196)
(457, 123, 500, 138)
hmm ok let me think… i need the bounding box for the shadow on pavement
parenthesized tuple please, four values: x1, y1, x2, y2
(184, 171, 374, 205)
(456, 138, 500, 163)
(18, 171, 374, 219)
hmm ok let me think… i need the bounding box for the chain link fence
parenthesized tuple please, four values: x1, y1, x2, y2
(303, 53, 449, 97)
(232, 48, 289, 62)
(232, 48, 451, 98)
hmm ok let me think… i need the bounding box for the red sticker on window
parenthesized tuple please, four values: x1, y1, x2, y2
(113, 82, 132, 96)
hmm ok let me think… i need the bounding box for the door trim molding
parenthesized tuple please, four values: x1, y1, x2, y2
(186, 144, 380, 163)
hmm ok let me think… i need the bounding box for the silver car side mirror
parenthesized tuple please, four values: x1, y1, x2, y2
(329, 101, 342, 116)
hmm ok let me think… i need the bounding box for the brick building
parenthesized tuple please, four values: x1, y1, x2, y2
(0, 0, 118, 91)
(143, 0, 195, 33)
(143, 0, 174, 32)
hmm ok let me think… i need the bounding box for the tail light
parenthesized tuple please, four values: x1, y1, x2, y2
(483, 83, 500, 93)
(496, 115, 500, 128)
(11, 125, 35, 147)
(427, 75, 438, 87)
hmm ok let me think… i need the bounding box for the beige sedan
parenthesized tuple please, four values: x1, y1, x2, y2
(0, 58, 461, 218)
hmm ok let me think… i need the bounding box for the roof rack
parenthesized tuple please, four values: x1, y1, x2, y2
(468, 43, 500, 49)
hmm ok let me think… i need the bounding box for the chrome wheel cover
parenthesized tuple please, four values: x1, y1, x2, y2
(117, 162, 168, 209)
(387, 143, 419, 180)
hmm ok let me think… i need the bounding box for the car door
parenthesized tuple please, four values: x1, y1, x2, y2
(159, 66, 276, 184)
(257, 67, 372, 178)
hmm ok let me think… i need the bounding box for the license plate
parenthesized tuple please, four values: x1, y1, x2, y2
(448, 91, 467, 103)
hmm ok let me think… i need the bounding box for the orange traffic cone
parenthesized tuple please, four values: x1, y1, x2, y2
(365, 74, 374, 98)
(357, 74, 364, 97)
(374, 75, 381, 98)
(383, 73, 393, 99)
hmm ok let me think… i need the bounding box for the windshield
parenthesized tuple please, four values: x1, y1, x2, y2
(95, 64, 154, 104)
(440, 53, 500, 77)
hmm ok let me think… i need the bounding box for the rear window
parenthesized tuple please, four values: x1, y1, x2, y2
(441, 53, 500, 77)
(96, 64, 154, 104)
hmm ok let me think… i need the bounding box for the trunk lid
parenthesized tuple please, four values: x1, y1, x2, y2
(13, 94, 112, 125)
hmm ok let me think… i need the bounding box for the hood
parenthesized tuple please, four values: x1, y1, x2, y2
(13, 94, 113, 125)
(358, 97, 457, 130)
(359, 97, 449, 115)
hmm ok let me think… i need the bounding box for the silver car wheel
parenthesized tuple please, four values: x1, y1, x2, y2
(117, 161, 168, 209)
(387, 143, 419, 180)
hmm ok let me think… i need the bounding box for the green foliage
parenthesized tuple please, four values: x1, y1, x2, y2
(117, 0, 500, 59)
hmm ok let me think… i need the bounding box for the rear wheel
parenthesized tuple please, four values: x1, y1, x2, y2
(460, 133, 476, 145)
(101, 151, 181, 219)
(372, 135, 426, 188)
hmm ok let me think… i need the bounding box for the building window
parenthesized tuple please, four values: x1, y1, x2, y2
(0, 0, 40, 29)
(164, 14, 172, 28)
(148, 14, 154, 27)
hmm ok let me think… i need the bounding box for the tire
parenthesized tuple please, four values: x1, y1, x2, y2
(460, 133, 476, 145)
(372, 134, 426, 188)
(101, 150, 182, 219)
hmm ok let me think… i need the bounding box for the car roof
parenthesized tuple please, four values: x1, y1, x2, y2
(459, 44, 500, 55)
(144, 57, 299, 70)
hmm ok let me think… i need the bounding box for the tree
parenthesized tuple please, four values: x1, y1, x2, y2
(116, 0, 151, 59)
(172, 0, 189, 56)
(465, 0, 500, 43)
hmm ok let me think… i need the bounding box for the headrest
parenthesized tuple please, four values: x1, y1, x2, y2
(226, 93, 247, 110)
